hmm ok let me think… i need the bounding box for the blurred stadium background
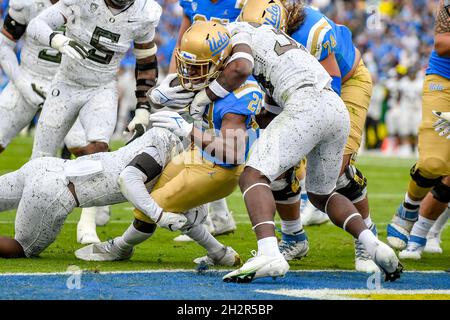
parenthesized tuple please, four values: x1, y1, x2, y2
(0, 0, 440, 157)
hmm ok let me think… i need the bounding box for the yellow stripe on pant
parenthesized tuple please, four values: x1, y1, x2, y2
(134, 147, 244, 223)
(341, 59, 373, 155)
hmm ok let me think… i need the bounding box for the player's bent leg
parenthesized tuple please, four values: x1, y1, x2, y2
(401, 178, 450, 259)
(312, 192, 402, 281)
(223, 167, 289, 283)
(75, 219, 156, 261)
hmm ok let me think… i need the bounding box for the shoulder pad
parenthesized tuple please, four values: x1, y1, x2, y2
(9, 0, 30, 11)
(141, 0, 162, 24)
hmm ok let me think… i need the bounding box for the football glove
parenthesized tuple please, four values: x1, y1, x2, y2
(150, 110, 193, 138)
(148, 73, 195, 109)
(50, 34, 88, 60)
(127, 108, 150, 133)
(189, 88, 211, 121)
(156, 211, 188, 231)
(432, 110, 450, 140)
(14, 76, 46, 107)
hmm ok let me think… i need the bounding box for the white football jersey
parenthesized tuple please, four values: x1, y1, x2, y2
(399, 76, 423, 111)
(9, 0, 60, 80)
(226, 22, 332, 106)
(58, 0, 161, 86)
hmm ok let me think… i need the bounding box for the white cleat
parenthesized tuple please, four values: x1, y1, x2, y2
(372, 241, 403, 281)
(386, 222, 410, 250)
(95, 206, 111, 227)
(75, 238, 134, 261)
(279, 239, 309, 261)
(194, 246, 241, 268)
(210, 211, 236, 236)
(354, 239, 380, 273)
(424, 233, 443, 254)
(223, 253, 289, 283)
(399, 237, 426, 260)
(301, 200, 329, 226)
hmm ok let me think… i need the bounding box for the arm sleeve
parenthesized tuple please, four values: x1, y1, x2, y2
(27, 2, 67, 47)
(117, 147, 164, 222)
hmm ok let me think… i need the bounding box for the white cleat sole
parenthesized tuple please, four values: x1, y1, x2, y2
(399, 250, 422, 260)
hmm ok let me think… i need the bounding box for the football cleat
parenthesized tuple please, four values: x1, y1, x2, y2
(95, 206, 111, 227)
(77, 207, 101, 244)
(194, 246, 241, 267)
(424, 232, 443, 254)
(279, 232, 309, 261)
(210, 211, 236, 236)
(223, 252, 289, 283)
(301, 200, 329, 226)
(387, 223, 410, 250)
(355, 224, 380, 273)
(399, 236, 426, 260)
(75, 238, 134, 261)
(372, 241, 403, 282)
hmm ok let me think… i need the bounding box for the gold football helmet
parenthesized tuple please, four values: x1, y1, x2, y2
(238, 0, 288, 31)
(175, 21, 232, 91)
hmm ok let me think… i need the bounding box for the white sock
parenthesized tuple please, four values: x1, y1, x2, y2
(410, 215, 435, 239)
(208, 199, 230, 219)
(78, 207, 97, 231)
(300, 177, 306, 194)
(121, 222, 154, 248)
(429, 207, 449, 237)
(257, 236, 281, 257)
(281, 218, 303, 235)
(404, 193, 421, 207)
(363, 216, 373, 229)
(358, 229, 379, 258)
(186, 224, 223, 254)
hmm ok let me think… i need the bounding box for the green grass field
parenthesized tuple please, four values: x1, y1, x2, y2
(0, 136, 448, 273)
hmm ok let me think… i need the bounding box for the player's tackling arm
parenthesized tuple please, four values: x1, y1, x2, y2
(435, 0, 450, 56)
(192, 113, 248, 165)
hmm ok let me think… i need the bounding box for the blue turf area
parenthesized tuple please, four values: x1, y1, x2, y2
(0, 271, 449, 300)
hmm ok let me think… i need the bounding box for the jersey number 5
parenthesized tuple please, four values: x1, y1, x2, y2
(88, 27, 121, 65)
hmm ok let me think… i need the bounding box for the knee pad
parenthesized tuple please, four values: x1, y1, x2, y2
(271, 166, 301, 204)
(431, 181, 450, 203)
(410, 165, 442, 188)
(336, 165, 367, 203)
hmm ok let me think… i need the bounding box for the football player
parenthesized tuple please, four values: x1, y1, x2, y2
(386, 1, 450, 252)
(240, 0, 378, 272)
(0, 127, 201, 258)
(165, 0, 248, 239)
(76, 21, 262, 267)
(26, 0, 161, 244)
(181, 18, 401, 282)
(0, 0, 59, 154)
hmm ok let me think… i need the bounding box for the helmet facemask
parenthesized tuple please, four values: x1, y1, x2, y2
(109, 0, 135, 9)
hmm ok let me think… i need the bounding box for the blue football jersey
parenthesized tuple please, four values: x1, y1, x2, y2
(179, 0, 244, 23)
(426, 50, 450, 80)
(290, 6, 356, 79)
(200, 77, 262, 168)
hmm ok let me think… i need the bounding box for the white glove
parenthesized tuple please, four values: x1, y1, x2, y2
(156, 212, 188, 231)
(150, 110, 193, 138)
(128, 108, 150, 132)
(149, 73, 195, 109)
(51, 34, 88, 60)
(14, 76, 46, 107)
(189, 89, 212, 121)
(433, 110, 450, 140)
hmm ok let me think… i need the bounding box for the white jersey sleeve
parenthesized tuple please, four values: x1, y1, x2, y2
(133, 0, 162, 44)
(8, 0, 32, 25)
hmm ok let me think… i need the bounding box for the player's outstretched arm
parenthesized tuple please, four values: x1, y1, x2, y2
(435, 0, 450, 56)
(0, 5, 46, 106)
